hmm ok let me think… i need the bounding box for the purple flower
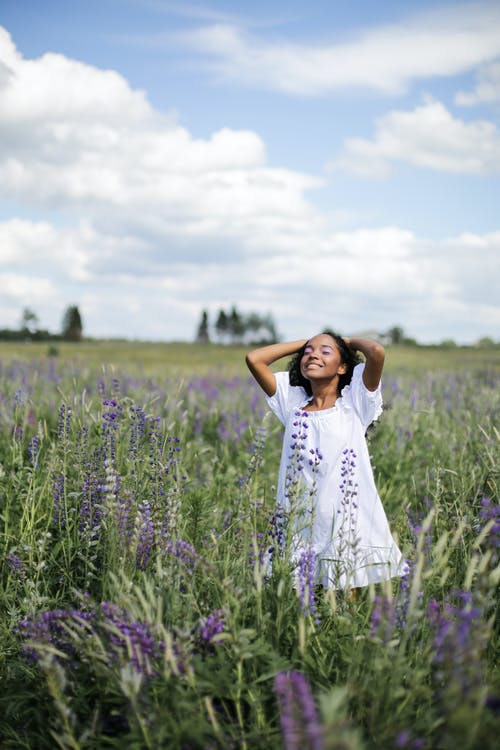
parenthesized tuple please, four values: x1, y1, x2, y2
(57, 403, 72, 442)
(274, 671, 324, 750)
(428, 590, 486, 714)
(135, 502, 155, 570)
(17, 608, 94, 666)
(52, 474, 65, 526)
(297, 546, 319, 622)
(165, 538, 200, 573)
(28, 435, 40, 468)
(100, 602, 164, 676)
(370, 595, 396, 643)
(7, 550, 26, 579)
(197, 609, 225, 649)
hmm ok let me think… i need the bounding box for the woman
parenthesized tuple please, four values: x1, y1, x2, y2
(246, 332, 405, 590)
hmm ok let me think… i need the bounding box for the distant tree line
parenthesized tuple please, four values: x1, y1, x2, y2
(0, 306, 83, 342)
(196, 306, 279, 345)
(195, 315, 499, 348)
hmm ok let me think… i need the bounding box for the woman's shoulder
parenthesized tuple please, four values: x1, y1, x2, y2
(266, 371, 309, 416)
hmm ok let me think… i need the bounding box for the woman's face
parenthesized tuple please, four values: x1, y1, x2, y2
(300, 333, 346, 382)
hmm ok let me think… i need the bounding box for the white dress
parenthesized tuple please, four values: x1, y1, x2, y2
(265, 363, 405, 589)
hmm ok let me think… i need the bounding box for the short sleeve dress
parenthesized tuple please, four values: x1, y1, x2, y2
(265, 363, 405, 589)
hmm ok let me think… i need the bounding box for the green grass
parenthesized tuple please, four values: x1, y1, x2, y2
(1, 339, 499, 374)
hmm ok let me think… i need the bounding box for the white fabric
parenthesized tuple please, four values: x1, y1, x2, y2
(265, 363, 405, 589)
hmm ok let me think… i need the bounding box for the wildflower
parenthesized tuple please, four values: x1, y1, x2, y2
(297, 546, 319, 622)
(100, 602, 164, 677)
(370, 595, 396, 643)
(28, 435, 40, 468)
(57, 403, 72, 442)
(7, 550, 26, 580)
(335, 449, 360, 584)
(195, 609, 226, 653)
(274, 671, 324, 750)
(17, 608, 94, 666)
(428, 590, 487, 720)
(165, 538, 198, 573)
(135, 501, 155, 570)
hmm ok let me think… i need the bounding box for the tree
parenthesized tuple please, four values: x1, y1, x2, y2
(196, 310, 210, 343)
(62, 305, 83, 342)
(228, 306, 245, 344)
(20, 307, 39, 335)
(215, 309, 228, 343)
(387, 326, 405, 345)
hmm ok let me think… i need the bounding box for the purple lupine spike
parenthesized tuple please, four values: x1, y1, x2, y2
(428, 590, 486, 713)
(135, 502, 155, 570)
(52, 473, 65, 526)
(370, 595, 396, 643)
(198, 609, 225, 647)
(27, 435, 40, 468)
(274, 671, 324, 750)
(298, 546, 319, 622)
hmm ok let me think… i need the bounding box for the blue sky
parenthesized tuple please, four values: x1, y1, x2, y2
(0, 0, 499, 343)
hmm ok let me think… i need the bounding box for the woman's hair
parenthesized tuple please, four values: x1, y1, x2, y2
(287, 330, 361, 396)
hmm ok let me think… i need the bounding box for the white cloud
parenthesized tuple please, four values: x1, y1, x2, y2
(0, 26, 322, 254)
(329, 98, 500, 177)
(455, 59, 500, 105)
(173, 3, 500, 95)
(0, 27, 152, 124)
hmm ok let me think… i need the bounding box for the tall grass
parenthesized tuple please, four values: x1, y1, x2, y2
(0, 348, 498, 749)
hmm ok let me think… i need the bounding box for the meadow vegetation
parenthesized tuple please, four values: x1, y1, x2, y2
(0, 342, 498, 749)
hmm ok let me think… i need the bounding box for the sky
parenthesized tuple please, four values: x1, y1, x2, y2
(0, 0, 499, 344)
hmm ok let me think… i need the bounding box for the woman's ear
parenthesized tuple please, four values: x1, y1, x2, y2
(338, 362, 348, 375)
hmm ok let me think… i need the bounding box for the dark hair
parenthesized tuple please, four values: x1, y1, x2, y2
(287, 330, 361, 396)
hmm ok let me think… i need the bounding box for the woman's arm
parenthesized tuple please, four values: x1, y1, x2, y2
(344, 337, 385, 391)
(245, 339, 307, 396)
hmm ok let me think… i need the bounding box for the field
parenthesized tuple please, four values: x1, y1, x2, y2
(0, 341, 499, 749)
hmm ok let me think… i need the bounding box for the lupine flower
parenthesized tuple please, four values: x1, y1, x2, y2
(17, 608, 94, 666)
(102, 399, 121, 463)
(128, 404, 147, 458)
(196, 609, 226, 651)
(100, 602, 164, 677)
(395, 730, 426, 749)
(370, 594, 396, 643)
(7, 550, 26, 580)
(165, 539, 199, 573)
(335, 449, 360, 582)
(274, 671, 324, 750)
(57, 403, 72, 442)
(428, 590, 487, 715)
(285, 412, 310, 499)
(249, 531, 266, 568)
(297, 546, 319, 622)
(27, 435, 40, 468)
(18, 603, 165, 680)
(239, 422, 267, 487)
(135, 501, 155, 570)
(269, 504, 287, 560)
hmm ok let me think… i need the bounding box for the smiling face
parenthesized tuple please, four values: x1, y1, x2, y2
(300, 333, 348, 383)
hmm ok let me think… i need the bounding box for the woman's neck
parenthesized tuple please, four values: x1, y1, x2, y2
(305, 379, 340, 411)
